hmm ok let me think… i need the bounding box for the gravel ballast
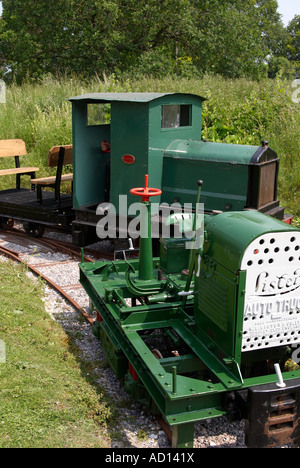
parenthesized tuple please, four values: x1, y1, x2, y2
(0, 229, 298, 449)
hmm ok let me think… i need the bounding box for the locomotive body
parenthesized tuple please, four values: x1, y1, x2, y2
(79, 179, 300, 447)
(0, 92, 290, 245)
(162, 139, 280, 215)
(69, 92, 285, 247)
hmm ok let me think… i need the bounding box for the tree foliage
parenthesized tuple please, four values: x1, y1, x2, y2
(286, 15, 300, 63)
(267, 14, 300, 78)
(0, 0, 298, 82)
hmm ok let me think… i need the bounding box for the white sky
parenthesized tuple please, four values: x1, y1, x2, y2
(0, 1, 299, 25)
(277, 0, 299, 25)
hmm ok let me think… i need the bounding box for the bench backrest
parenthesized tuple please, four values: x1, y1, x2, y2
(47, 145, 73, 168)
(0, 139, 27, 158)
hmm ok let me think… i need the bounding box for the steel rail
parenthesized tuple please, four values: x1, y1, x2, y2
(0, 236, 172, 444)
(4, 226, 114, 261)
(0, 243, 95, 326)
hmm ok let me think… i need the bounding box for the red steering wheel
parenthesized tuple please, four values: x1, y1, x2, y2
(130, 174, 162, 202)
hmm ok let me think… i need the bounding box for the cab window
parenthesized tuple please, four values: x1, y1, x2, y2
(161, 104, 191, 129)
(87, 103, 111, 126)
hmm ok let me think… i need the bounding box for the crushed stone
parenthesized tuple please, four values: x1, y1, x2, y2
(0, 228, 298, 449)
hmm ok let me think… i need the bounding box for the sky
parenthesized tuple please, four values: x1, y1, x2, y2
(277, 0, 299, 25)
(0, 0, 298, 25)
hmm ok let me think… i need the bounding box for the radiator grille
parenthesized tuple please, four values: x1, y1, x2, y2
(258, 162, 277, 207)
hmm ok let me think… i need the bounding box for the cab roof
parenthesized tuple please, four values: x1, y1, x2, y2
(68, 92, 206, 103)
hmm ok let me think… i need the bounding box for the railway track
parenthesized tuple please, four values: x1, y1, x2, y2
(0, 226, 115, 326)
(0, 226, 176, 446)
(0, 226, 175, 446)
(1, 226, 298, 448)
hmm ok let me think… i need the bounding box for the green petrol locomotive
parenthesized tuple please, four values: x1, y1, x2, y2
(0, 92, 292, 244)
(79, 177, 300, 448)
(69, 92, 290, 247)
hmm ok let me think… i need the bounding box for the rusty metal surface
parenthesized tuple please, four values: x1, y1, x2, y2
(246, 379, 300, 448)
(0, 233, 95, 326)
(265, 393, 299, 446)
(258, 162, 277, 207)
(4, 226, 114, 261)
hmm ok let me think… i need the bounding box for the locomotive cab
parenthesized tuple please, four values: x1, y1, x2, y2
(69, 92, 205, 246)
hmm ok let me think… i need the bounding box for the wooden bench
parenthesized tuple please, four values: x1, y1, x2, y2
(31, 145, 73, 205)
(0, 139, 39, 189)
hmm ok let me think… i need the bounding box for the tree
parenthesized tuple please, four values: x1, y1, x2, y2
(0, 0, 73, 80)
(0, 0, 197, 80)
(0, 0, 292, 82)
(286, 15, 300, 63)
(179, 0, 281, 79)
(266, 14, 299, 78)
(268, 56, 296, 79)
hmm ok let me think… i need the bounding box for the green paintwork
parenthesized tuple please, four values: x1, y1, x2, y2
(194, 210, 299, 363)
(165, 139, 261, 164)
(69, 92, 280, 224)
(160, 237, 191, 274)
(138, 201, 154, 281)
(202, 210, 296, 273)
(162, 140, 259, 211)
(69, 92, 178, 103)
(70, 100, 110, 209)
(69, 92, 205, 212)
(79, 208, 300, 448)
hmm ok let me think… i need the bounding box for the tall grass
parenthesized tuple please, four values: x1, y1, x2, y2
(0, 74, 299, 215)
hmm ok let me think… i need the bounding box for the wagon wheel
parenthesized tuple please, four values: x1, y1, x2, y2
(22, 222, 46, 238)
(0, 217, 14, 231)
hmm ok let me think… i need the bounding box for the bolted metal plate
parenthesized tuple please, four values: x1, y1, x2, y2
(240, 231, 300, 352)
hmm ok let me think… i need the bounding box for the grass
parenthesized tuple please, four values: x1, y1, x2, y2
(0, 259, 113, 448)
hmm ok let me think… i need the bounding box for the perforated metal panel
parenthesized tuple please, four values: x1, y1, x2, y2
(240, 231, 300, 352)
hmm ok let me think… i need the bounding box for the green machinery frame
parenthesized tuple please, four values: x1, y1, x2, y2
(79, 178, 300, 448)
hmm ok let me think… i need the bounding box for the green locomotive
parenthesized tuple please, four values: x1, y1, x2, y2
(79, 177, 300, 448)
(0, 92, 291, 247)
(69, 92, 288, 247)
